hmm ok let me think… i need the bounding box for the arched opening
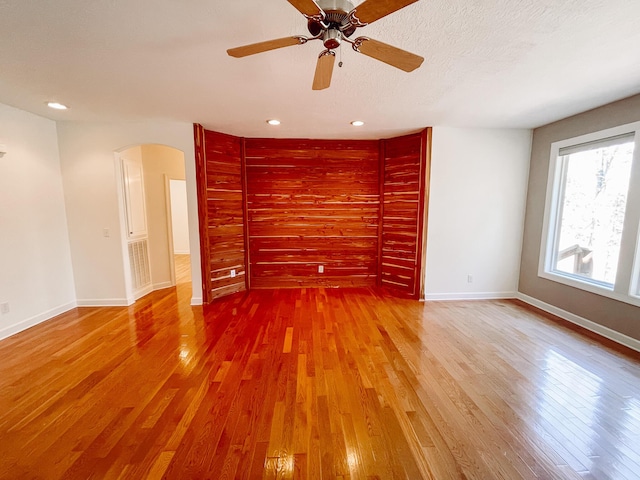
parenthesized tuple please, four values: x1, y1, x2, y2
(115, 144, 191, 304)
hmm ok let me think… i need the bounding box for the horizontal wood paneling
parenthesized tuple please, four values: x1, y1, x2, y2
(245, 138, 380, 288)
(197, 128, 247, 301)
(380, 130, 429, 298)
(195, 129, 430, 297)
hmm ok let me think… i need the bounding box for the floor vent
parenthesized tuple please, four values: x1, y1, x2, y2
(128, 239, 151, 291)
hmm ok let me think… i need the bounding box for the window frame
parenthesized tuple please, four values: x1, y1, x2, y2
(631, 226, 640, 298)
(538, 121, 640, 308)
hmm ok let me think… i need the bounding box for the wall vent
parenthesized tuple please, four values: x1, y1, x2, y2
(128, 239, 151, 291)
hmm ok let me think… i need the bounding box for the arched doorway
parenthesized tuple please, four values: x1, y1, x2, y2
(116, 144, 191, 303)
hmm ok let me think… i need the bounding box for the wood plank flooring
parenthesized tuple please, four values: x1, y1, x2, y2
(174, 254, 191, 285)
(1, 286, 639, 479)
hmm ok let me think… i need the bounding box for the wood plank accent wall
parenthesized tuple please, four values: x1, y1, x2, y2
(195, 126, 247, 302)
(194, 127, 431, 301)
(244, 138, 381, 289)
(380, 129, 430, 299)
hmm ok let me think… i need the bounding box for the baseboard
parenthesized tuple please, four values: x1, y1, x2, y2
(0, 291, 203, 342)
(516, 292, 640, 354)
(78, 285, 187, 307)
(76, 298, 131, 307)
(174, 250, 190, 255)
(423, 291, 517, 301)
(133, 285, 153, 302)
(0, 301, 77, 341)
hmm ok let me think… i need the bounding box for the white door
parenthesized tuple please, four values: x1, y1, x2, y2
(122, 157, 147, 239)
(169, 179, 190, 254)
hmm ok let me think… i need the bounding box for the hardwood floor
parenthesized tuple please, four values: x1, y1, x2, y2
(174, 254, 191, 285)
(1, 287, 639, 479)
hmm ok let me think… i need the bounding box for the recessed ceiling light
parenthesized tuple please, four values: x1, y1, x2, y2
(47, 102, 68, 110)
(351, 121, 365, 127)
(267, 119, 281, 126)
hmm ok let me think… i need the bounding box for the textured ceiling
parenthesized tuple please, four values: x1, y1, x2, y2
(1, 0, 639, 139)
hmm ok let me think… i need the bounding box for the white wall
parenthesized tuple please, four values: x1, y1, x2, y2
(56, 121, 202, 306)
(424, 127, 532, 300)
(0, 103, 76, 340)
(170, 180, 190, 254)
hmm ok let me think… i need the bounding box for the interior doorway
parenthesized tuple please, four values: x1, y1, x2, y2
(116, 144, 191, 304)
(167, 179, 192, 294)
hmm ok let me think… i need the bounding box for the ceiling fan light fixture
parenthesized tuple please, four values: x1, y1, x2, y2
(323, 29, 342, 50)
(47, 102, 68, 110)
(267, 119, 281, 126)
(351, 120, 365, 127)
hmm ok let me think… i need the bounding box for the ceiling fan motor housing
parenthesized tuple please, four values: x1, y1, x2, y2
(307, 0, 357, 41)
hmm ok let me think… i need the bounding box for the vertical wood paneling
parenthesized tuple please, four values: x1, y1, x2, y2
(195, 127, 247, 301)
(193, 124, 212, 301)
(380, 130, 430, 298)
(240, 138, 251, 291)
(245, 138, 380, 288)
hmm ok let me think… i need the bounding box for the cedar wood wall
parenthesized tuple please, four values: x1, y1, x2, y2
(194, 127, 248, 300)
(195, 125, 430, 302)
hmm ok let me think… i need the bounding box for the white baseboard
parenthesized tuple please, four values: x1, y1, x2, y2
(133, 285, 153, 302)
(174, 250, 190, 255)
(0, 289, 203, 342)
(78, 284, 185, 307)
(0, 301, 77, 341)
(423, 291, 517, 301)
(76, 298, 131, 307)
(516, 292, 640, 354)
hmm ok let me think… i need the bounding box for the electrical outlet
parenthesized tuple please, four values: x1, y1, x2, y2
(467, 274, 473, 283)
(103, 228, 110, 238)
(230, 269, 236, 278)
(318, 265, 324, 274)
(0, 302, 9, 314)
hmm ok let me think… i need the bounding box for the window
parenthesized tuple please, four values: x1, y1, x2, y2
(540, 122, 640, 307)
(553, 134, 634, 286)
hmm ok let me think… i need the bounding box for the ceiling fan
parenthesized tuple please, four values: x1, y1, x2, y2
(227, 0, 424, 90)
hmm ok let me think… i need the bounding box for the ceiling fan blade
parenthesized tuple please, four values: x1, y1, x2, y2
(354, 37, 423, 72)
(287, 0, 324, 17)
(227, 37, 303, 58)
(352, 0, 419, 25)
(312, 51, 336, 90)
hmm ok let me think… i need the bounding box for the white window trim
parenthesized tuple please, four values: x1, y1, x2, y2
(538, 121, 640, 308)
(631, 224, 640, 298)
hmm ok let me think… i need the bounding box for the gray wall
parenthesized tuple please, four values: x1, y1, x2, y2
(519, 94, 640, 341)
